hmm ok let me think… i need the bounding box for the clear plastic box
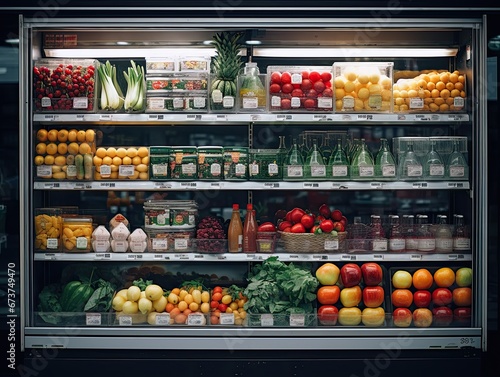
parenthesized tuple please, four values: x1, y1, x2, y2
(33, 59, 98, 112)
(333, 62, 393, 113)
(94, 146, 149, 180)
(34, 208, 62, 252)
(267, 66, 334, 112)
(248, 149, 282, 181)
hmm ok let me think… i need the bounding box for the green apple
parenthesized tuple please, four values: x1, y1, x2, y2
(455, 267, 473, 287)
(391, 270, 413, 289)
(315, 262, 340, 285)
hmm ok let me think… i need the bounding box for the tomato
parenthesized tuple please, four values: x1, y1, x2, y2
(320, 219, 334, 233)
(278, 220, 293, 231)
(321, 72, 332, 82)
(315, 215, 326, 224)
(212, 286, 223, 294)
(258, 222, 277, 232)
(290, 223, 306, 233)
(313, 80, 326, 93)
(306, 89, 318, 98)
(270, 71, 282, 84)
(310, 225, 321, 234)
(211, 292, 222, 302)
(281, 98, 292, 110)
(218, 303, 228, 312)
(304, 98, 316, 109)
(210, 300, 219, 309)
(301, 71, 309, 79)
(269, 83, 281, 93)
(291, 88, 304, 97)
(281, 72, 292, 84)
(301, 79, 313, 91)
(282, 83, 294, 93)
(323, 88, 333, 97)
(290, 208, 306, 224)
(300, 214, 315, 230)
(317, 305, 339, 325)
(309, 71, 321, 82)
(317, 285, 340, 305)
(331, 209, 343, 221)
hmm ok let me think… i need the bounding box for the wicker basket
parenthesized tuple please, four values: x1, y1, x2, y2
(279, 231, 347, 253)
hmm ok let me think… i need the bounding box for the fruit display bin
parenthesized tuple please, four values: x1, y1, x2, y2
(278, 231, 347, 253)
(34, 128, 97, 181)
(393, 70, 466, 113)
(33, 59, 98, 112)
(93, 146, 150, 180)
(332, 62, 394, 113)
(266, 66, 334, 112)
(146, 228, 196, 253)
(146, 76, 208, 92)
(388, 266, 473, 328)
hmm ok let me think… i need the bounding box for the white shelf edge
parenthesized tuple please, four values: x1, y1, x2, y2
(33, 112, 470, 123)
(33, 180, 470, 191)
(34, 252, 472, 262)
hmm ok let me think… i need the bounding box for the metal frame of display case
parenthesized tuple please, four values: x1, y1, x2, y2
(18, 13, 488, 353)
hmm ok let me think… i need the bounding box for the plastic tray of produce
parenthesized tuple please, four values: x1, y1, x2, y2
(93, 146, 150, 180)
(146, 76, 208, 92)
(388, 266, 473, 328)
(33, 59, 98, 112)
(267, 66, 334, 112)
(332, 62, 393, 113)
(393, 70, 466, 113)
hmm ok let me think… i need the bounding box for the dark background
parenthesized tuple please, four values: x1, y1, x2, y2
(0, 2, 498, 376)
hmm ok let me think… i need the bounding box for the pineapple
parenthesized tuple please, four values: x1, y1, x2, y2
(210, 32, 243, 110)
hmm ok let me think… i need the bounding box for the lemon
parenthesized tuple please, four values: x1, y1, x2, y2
(137, 147, 149, 158)
(116, 148, 127, 158)
(34, 155, 44, 165)
(37, 129, 48, 142)
(106, 147, 117, 158)
(96, 147, 107, 158)
(126, 147, 138, 158)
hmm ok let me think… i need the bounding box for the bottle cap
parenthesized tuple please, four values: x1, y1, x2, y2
(247, 203, 253, 210)
(232, 204, 239, 210)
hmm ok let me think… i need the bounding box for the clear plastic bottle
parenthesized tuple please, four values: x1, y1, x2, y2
(375, 138, 396, 180)
(351, 138, 375, 180)
(238, 62, 266, 112)
(423, 139, 445, 179)
(402, 214, 418, 252)
(398, 141, 422, 180)
(304, 139, 326, 180)
(369, 214, 387, 251)
(243, 203, 257, 253)
(283, 138, 304, 180)
(328, 138, 350, 179)
(434, 215, 453, 253)
(447, 139, 469, 180)
(416, 214, 435, 252)
(349, 216, 368, 253)
(388, 215, 406, 252)
(227, 204, 243, 253)
(453, 214, 471, 251)
(320, 134, 333, 161)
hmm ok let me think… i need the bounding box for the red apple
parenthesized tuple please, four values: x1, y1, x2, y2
(453, 307, 472, 325)
(317, 305, 339, 325)
(318, 204, 331, 219)
(290, 207, 306, 224)
(391, 270, 413, 289)
(290, 223, 306, 233)
(362, 307, 386, 327)
(331, 209, 343, 221)
(340, 263, 362, 288)
(362, 286, 385, 308)
(338, 307, 362, 326)
(432, 287, 453, 306)
(361, 262, 383, 286)
(432, 306, 453, 326)
(413, 308, 433, 328)
(278, 220, 292, 231)
(315, 263, 340, 285)
(340, 215, 348, 227)
(340, 285, 362, 308)
(413, 290, 432, 308)
(392, 307, 413, 327)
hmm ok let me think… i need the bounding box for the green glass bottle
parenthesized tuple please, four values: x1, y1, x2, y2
(304, 139, 326, 180)
(423, 139, 445, 180)
(328, 138, 350, 180)
(375, 138, 396, 180)
(350, 138, 374, 180)
(283, 138, 304, 180)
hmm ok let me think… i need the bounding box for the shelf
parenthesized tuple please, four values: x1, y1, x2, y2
(33, 180, 470, 191)
(33, 112, 470, 124)
(34, 251, 472, 262)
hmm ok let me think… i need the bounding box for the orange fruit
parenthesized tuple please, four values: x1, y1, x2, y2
(67, 142, 79, 155)
(46, 143, 58, 155)
(137, 147, 149, 158)
(37, 129, 48, 142)
(47, 129, 58, 142)
(68, 129, 78, 142)
(433, 267, 455, 287)
(76, 130, 86, 142)
(412, 268, 433, 290)
(57, 143, 68, 155)
(57, 129, 69, 142)
(79, 143, 91, 154)
(391, 289, 413, 308)
(453, 287, 472, 306)
(35, 142, 47, 155)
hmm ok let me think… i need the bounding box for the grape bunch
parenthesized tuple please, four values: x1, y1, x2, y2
(196, 216, 227, 253)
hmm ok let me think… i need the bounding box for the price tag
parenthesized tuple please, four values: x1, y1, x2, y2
(448, 254, 459, 260)
(99, 114, 112, 121)
(94, 253, 111, 260)
(416, 115, 431, 121)
(186, 114, 202, 121)
(73, 97, 88, 109)
(373, 254, 384, 260)
(217, 255, 227, 260)
(46, 238, 59, 250)
(194, 254, 204, 259)
(303, 183, 320, 188)
(153, 254, 165, 260)
(341, 254, 355, 261)
(276, 114, 293, 121)
(174, 253, 190, 260)
(86, 313, 101, 326)
(187, 313, 205, 326)
(370, 182, 383, 188)
(412, 182, 428, 188)
(127, 254, 139, 260)
(289, 254, 300, 259)
(76, 114, 85, 121)
(313, 115, 327, 121)
(180, 182, 197, 189)
(263, 182, 280, 188)
(324, 239, 339, 251)
(44, 253, 56, 260)
(154, 182, 172, 189)
(289, 314, 306, 327)
(216, 114, 227, 121)
(260, 314, 274, 326)
(155, 313, 171, 325)
(118, 316, 133, 326)
(119, 165, 135, 177)
(210, 182, 223, 189)
(99, 181, 115, 188)
(410, 254, 422, 260)
(37, 166, 53, 179)
(448, 182, 465, 188)
(342, 114, 352, 121)
(357, 114, 373, 121)
(219, 313, 235, 325)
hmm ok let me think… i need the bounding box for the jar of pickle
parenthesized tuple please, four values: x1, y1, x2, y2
(34, 208, 62, 251)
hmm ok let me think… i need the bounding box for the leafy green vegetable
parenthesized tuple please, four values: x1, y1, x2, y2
(132, 278, 153, 291)
(84, 279, 116, 312)
(243, 256, 319, 315)
(37, 284, 63, 325)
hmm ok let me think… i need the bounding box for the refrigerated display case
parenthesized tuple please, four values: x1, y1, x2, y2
(18, 9, 488, 374)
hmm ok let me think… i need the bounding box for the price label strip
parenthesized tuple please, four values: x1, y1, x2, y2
(86, 313, 102, 326)
(155, 313, 171, 325)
